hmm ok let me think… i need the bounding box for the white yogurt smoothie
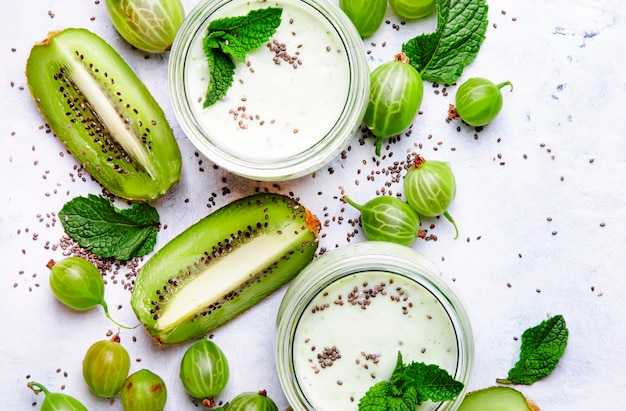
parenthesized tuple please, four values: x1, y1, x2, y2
(184, 0, 351, 162)
(292, 271, 459, 410)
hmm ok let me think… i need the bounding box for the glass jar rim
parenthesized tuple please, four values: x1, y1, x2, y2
(168, 0, 369, 181)
(275, 241, 474, 411)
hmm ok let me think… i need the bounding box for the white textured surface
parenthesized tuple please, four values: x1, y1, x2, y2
(2, 0, 626, 409)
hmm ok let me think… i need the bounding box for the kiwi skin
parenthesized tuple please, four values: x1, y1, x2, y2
(458, 386, 540, 411)
(131, 193, 321, 345)
(25, 28, 182, 201)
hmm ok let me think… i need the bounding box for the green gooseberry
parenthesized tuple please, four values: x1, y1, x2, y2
(455, 78, 513, 127)
(27, 382, 88, 411)
(105, 0, 185, 53)
(218, 390, 279, 411)
(339, 0, 387, 38)
(388, 0, 436, 19)
(344, 195, 420, 246)
(364, 53, 424, 156)
(403, 154, 459, 238)
(82, 335, 131, 398)
(47, 256, 134, 329)
(121, 369, 167, 411)
(179, 336, 229, 407)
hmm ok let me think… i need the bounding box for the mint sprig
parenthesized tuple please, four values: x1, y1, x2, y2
(59, 194, 160, 261)
(203, 48, 236, 109)
(359, 352, 463, 410)
(202, 7, 282, 107)
(402, 0, 488, 84)
(497, 315, 569, 385)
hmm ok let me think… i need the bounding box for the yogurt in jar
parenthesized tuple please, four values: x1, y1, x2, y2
(183, 0, 351, 162)
(292, 271, 459, 410)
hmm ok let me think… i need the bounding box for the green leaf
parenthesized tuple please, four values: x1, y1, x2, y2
(202, 6, 282, 107)
(202, 47, 236, 108)
(358, 381, 418, 411)
(402, 0, 488, 84)
(359, 351, 463, 411)
(58, 194, 160, 261)
(208, 7, 283, 62)
(399, 362, 464, 404)
(497, 315, 569, 385)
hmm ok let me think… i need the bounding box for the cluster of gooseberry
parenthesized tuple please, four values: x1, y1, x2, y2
(340, 0, 513, 156)
(31, 256, 278, 410)
(340, 0, 436, 38)
(346, 153, 458, 246)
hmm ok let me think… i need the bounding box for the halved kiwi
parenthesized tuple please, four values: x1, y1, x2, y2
(26, 28, 181, 201)
(131, 193, 320, 345)
(458, 386, 540, 411)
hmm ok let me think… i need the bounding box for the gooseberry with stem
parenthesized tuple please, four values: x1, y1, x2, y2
(404, 154, 459, 238)
(47, 256, 136, 329)
(364, 52, 424, 156)
(455, 78, 513, 127)
(344, 195, 420, 246)
(179, 336, 229, 407)
(82, 334, 131, 398)
(27, 381, 88, 411)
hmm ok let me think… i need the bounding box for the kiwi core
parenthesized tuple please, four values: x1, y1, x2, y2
(61, 49, 156, 177)
(154, 225, 304, 331)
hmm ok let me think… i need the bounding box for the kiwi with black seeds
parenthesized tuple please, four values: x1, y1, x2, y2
(25, 28, 182, 201)
(131, 193, 321, 345)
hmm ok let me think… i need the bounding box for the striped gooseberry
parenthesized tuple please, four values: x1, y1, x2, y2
(179, 336, 229, 407)
(364, 53, 424, 156)
(121, 369, 167, 411)
(105, 0, 185, 53)
(455, 78, 513, 127)
(47, 256, 134, 329)
(339, 0, 387, 38)
(403, 154, 459, 238)
(344, 195, 420, 246)
(389, 0, 436, 19)
(220, 390, 278, 411)
(27, 381, 88, 411)
(82, 334, 131, 398)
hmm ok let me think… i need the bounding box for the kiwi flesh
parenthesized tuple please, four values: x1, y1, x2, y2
(131, 193, 321, 345)
(26, 28, 181, 201)
(458, 386, 540, 411)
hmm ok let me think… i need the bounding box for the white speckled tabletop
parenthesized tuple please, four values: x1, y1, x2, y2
(2, 0, 626, 409)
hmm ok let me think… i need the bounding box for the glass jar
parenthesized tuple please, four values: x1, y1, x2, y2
(168, 0, 369, 181)
(276, 241, 474, 411)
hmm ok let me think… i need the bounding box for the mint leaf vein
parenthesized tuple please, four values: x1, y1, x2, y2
(359, 352, 463, 411)
(203, 47, 236, 108)
(498, 315, 569, 385)
(402, 0, 488, 84)
(202, 6, 282, 107)
(59, 194, 160, 261)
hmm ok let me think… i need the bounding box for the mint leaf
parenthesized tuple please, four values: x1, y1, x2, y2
(203, 47, 236, 108)
(208, 7, 283, 62)
(398, 361, 464, 404)
(202, 7, 282, 106)
(497, 315, 569, 385)
(359, 381, 418, 411)
(58, 194, 160, 261)
(402, 0, 488, 84)
(359, 352, 463, 411)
